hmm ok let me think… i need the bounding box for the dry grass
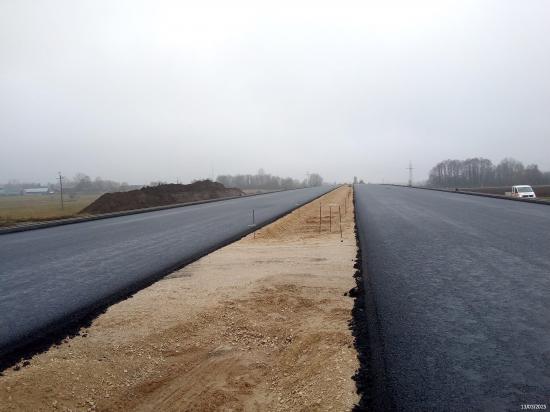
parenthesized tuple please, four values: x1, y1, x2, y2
(0, 194, 99, 226)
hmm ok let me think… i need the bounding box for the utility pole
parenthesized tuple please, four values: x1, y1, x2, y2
(58, 172, 64, 210)
(407, 161, 414, 187)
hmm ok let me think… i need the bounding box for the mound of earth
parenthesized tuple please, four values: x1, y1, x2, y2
(81, 181, 244, 215)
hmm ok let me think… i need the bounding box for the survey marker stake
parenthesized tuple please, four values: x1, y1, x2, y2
(339, 205, 343, 241)
(319, 202, 322, 234)
(248, 209, 257, 239)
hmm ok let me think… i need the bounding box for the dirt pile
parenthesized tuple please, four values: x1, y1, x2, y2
(81, 180, 244, 214)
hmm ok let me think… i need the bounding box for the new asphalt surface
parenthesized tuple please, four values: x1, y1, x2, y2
(0, 186, 333, 361)
(354, 184, 550, 411)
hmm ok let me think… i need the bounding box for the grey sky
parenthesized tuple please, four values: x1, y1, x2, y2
(1, 0, 549, 184)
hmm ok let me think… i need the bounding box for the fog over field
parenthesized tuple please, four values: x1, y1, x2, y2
(1, 0, 549, 184)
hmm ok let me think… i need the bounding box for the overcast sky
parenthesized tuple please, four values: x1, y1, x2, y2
(1, 0, 549, 185)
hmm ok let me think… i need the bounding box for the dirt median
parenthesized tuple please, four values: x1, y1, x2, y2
(0, 185, 359, 411)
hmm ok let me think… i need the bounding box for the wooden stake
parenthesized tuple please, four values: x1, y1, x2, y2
(339, 205, 343, 239)
(319, 202, 322, 234)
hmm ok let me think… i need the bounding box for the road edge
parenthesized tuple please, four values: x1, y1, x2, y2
(351, 184, 395, 412)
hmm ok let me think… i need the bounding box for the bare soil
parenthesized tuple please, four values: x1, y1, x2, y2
(0, 186, 358, 411)
(81, 181, 243, 214)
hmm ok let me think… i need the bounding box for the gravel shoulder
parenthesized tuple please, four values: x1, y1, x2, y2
(0, 186, 358, 411)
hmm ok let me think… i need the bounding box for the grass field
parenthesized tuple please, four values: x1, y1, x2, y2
(0, 194, 100, 227)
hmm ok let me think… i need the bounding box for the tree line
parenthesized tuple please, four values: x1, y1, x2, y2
(2, 174, 139, 195)
(427, 158, 550, 188)
(61, 173, 138, 193)
(216, 169, 323, 191)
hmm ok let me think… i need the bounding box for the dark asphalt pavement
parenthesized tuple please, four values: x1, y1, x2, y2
(0, 186, 333, 359)
(354, 184, 550, 411)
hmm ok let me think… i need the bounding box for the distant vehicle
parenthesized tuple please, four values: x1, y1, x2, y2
(505, 185, 537, 199)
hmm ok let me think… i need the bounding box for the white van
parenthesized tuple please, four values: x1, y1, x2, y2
(506, 185, 537, 199)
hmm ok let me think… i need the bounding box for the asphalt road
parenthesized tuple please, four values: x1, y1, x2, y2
(0, 186, 333, 360)
(354, 184, 550, 411)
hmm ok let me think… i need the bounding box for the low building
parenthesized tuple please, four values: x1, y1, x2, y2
(0, 187, 25, 195)
(23, 187, 51, 195)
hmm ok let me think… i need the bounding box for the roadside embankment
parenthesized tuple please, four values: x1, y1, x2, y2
(0, 185, 359, 411)
(383, 184, 550, 205)
(457, 184, 550, 197)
